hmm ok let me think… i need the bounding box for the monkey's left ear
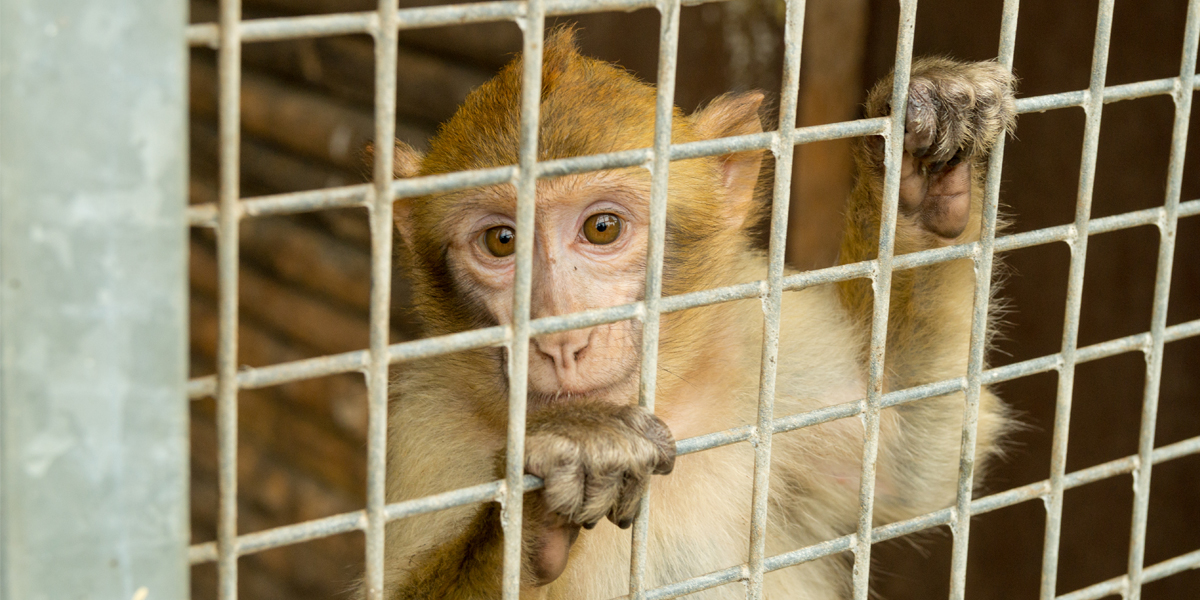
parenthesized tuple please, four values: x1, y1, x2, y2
(364, 140, 425, 246)
(693, 92, 765, 230)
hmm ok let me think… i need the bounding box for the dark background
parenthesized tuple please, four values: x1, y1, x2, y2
(187, 0, 1200, 598)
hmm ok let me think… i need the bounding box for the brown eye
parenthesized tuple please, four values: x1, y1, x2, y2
(482, 226, 515, 257)
(582, 213, 622, 245)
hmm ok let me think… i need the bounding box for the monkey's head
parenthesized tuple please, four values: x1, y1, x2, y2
(390, 27, 766, 406)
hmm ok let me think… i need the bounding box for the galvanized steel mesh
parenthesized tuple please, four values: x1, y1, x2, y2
(186, 0, 1200, 599)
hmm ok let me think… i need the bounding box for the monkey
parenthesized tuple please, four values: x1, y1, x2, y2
(377, 27, 1016, 600)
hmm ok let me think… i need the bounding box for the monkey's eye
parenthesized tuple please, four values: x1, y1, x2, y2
(582, 213, 622, 245)
(481, 226, 516, 257)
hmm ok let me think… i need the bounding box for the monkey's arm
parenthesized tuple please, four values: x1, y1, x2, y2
(838, 57, 1016, 390)
(829, 58, 1016, 520)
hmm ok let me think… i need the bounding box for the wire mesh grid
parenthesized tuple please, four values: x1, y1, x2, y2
(185, 0, 1200, 599)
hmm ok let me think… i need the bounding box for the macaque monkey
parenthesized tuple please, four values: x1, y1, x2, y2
(379, 28, 1015, 599)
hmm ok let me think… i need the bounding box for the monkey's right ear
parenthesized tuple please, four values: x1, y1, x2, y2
(692, 92, 766, 231)
(365, 140, 425, 245)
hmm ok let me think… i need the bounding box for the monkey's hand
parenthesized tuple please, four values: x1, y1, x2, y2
(864, 58, 1016, 241)
(521, 401, 675, 587)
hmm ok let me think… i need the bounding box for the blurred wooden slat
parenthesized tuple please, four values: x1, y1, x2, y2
(190, 376, 368, 501)
(190, 411, 362, 599)
(188, 176, 417, 331)
(785, 0, 869, 270)
(190, 237, 374, 355)
(190, 120, 356, 197)
(188, 182, 375, 313)
(191, 0, 494, 126)
(189, 294, 370, 442)
(190, 58, 431, 172)
(238, 0, 523, 69)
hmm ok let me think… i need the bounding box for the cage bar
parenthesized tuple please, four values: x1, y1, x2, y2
(851, 1, 918, 598)
(628, 0, 682, 595)
(1125, 2, 1200, 599)
(215, 0, 244, 598)
(0, 0, 189, 597)
(185, 0, 742, 46)
(948, 1, 1020, 597)
(501, 3, 547, 597)
(745, 1, 807, 598)
(363, 1, 400, 599)
(1040, 2, 1116, 598)
(183, 67, 1200, 229)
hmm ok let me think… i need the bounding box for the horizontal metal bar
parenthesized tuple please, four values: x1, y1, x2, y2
(188, 323, 508, 398)
(187, 432, 1200, 588)
(186, 215, 1200, 399)
(633, 435, 1200, 600)
(187, 166, 517, 227)
(189, 474, 545, 565)
(188, 86, 1200, 225)
(187, 0, 740, 46)
(642, 563, 748, 600)
(973, 436, 1200, 517)
(1014, 76, 1200, 114)
(631, 435, 1200, 600)
(677, 316, 1199, 459)
(188, 11, 376, 48)
(1056, 549, 1200, 600)
(185, 121, 884, 226)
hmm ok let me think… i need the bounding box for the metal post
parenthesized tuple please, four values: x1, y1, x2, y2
(948, 2, 1019, 598)
(364, 1, 400, 599)
(1125, 1, 1199, 599)
(1040, 2, 1115, 598)
(852, 1, 917, 598)
(629, 0, 681, 595)
(502, 4, 546, 598)
(215, 0, 244, 598)
(0, 1, 189, 599)
(746, 1, 806, 598)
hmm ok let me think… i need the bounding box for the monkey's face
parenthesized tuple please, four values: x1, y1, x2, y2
(389, 32, 768, 408)
(439, 172, 651, 404)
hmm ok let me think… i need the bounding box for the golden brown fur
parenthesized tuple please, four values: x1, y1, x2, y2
(378, 29, 1017, 599)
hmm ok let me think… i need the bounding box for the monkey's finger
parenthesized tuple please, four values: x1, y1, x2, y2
(625, 410, 677, 476)
(538, 454, 586, 518)
(578, 467, 625, 527)
(608, 472, 648, 529)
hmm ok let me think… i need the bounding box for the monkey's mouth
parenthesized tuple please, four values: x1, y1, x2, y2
(525, 374, 636, 410)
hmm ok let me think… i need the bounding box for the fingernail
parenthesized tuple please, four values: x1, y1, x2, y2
(618, 518, 633, 529)
(583, 521, 598, 530)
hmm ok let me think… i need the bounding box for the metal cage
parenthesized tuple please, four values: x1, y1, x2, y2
(181, 1, 1200, 598)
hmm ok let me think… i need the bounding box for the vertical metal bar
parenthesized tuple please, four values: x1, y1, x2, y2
(216, 0, 244, 598)
(502, 2, 545, 597)
(948, 2, 1020, 598)
(364, 1, 399, 599)
(1125, 1, 1199, 598)
(745, 1, 806, 599)
(0, 0, 189, 597)
(851, 2, 918, 598)
(1040, 2, 1116, 599)
(629, 0, 680, 595)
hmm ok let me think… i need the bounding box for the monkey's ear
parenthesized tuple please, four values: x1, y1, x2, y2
(693, 92, 766, 230)
(364, 140, 425, 246)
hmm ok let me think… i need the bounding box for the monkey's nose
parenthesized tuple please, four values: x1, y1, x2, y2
(533, 330, 591, 380)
